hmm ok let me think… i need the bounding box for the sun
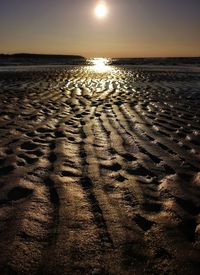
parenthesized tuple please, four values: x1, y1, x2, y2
(95, 1, 108, 18)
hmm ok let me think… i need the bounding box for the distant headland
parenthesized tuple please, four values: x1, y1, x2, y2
(0, 53, 86, 66)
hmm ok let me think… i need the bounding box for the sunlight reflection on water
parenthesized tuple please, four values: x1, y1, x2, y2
(88, 58, 113, 73)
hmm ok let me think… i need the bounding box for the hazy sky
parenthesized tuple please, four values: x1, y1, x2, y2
(0, 0, 199, 57)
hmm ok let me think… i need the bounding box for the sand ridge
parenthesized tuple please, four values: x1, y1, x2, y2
(0, 65, 200, 274)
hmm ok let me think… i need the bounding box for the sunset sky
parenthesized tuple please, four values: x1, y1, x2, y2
(0, 0, 200, 58)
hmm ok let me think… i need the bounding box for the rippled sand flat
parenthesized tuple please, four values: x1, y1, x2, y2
(0, 65, 200, 274)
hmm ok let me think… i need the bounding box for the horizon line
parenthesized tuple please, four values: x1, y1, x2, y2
(0, 53, 200, 59)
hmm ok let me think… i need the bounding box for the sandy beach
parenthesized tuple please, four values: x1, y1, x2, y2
(0, 64, 200, 274)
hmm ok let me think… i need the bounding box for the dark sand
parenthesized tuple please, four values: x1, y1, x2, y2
(0, 65, 200, 274)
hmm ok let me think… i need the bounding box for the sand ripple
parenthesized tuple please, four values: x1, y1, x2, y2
(0, 66, 200, 274)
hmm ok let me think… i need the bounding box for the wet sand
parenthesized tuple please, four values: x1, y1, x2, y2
(0, 65, 200, 274)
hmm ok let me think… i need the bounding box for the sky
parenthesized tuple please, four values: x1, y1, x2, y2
(0, 0, 200, 58)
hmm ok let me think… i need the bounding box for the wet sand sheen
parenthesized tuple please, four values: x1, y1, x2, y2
(0, 65, 200, 274)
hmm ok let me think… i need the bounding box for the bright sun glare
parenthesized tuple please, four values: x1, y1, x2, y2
(90, 58, 112, 73)
(95, 1, 108, 18)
